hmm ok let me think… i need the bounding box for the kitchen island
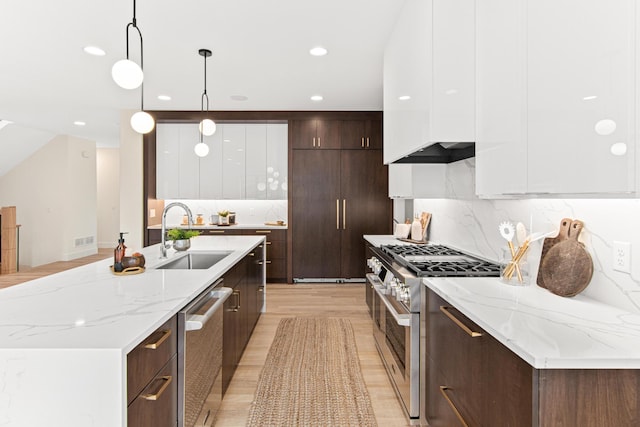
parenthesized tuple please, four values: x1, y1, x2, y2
(0, 235, 264, 427)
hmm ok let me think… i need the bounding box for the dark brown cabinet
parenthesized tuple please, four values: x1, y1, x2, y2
(127, 316, 178, 427)
(424, 288, 640, 426)
(222, 247, 265, 395)
(291, 119, 341, 149)
(341, 119, 382, 150)
(292, 147, 391, 280)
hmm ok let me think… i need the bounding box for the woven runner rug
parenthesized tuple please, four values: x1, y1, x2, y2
(247, 317, 378, 426)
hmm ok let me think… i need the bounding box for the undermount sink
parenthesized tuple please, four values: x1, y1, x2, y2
(155, 251, 232, 270)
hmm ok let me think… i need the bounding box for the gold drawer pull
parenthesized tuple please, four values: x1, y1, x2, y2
(144, 329, 172, 350)
(439, 386, 469, 427)
(141, 376, 172, 401)
(209, 230, 225, 234)
(258, 261, 272, 265)
(255, 230, 271, 234)
(439, 306, 483, 338)
(249, 252, 255, 257)
(266, 241, 272, 245)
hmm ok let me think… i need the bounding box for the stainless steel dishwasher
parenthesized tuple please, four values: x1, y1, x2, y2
(178, 278, 232, 427)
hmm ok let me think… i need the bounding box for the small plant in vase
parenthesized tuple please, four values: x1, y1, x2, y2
(218, 210, 230, 225)
(166, 228, 200, 251)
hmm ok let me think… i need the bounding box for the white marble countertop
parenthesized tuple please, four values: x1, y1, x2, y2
(148, 223, 287, 230)
(0, 235, 264, 426)
(364, 235, 640, 369)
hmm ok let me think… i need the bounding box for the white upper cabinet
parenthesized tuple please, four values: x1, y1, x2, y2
(476, 0, 637, 197)
(383, 0, 475, 164)
(156, 123, 288, 200)
(388, 164, 447, 199)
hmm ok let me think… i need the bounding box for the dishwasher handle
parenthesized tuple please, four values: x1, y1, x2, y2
(185, 286, 232, 332)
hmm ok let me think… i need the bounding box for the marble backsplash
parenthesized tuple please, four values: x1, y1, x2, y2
(413, 160, 640, 314)
(163, 199, 287, 226)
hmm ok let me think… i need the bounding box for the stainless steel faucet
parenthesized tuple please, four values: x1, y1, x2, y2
(161, 202, 194, 258)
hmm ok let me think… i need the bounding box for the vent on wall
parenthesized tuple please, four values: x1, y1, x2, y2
(74, 236, 95, 247)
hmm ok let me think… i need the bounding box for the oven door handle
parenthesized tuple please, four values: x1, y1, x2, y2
(373, 286, 411, 327)
(185, 287, 233, 331)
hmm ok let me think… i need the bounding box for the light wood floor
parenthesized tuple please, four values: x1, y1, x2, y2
(0, 257, 412, 426)
(215, 283, 411, 427)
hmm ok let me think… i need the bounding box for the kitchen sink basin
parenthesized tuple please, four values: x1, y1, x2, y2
(155, 251, 232, 270)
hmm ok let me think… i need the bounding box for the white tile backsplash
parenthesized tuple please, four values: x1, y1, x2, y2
(413, 160, 640, 314)
(163, 200, 287, 226)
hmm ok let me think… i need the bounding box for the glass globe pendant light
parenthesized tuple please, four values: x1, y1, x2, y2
(112, 0, 144, 89)
(195, 48, 215, 157)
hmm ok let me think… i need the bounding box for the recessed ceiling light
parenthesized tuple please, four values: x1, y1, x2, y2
(0, 120, 12, 131)
(398, 95, 411, 101)
(74, 121, 86, 126)
(311, 95, 323, 102)
(583, 95, 598, 101)
(157, 94, 171, 101)
(83, 46, 106, 56)
(309, 46, 328, 56)
(230, 95, 248, 101)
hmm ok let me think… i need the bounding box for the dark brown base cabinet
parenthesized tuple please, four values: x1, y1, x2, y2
(423, 288, 640, 427)
(147, 228, 285, 282)
(127, 317, 178, 427)
(222, 245, 264, 395)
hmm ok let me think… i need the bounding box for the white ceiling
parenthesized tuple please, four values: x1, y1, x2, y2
(0, 0, 405, 163)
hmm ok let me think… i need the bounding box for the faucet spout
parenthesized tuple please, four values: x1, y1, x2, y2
(160, 202, 194, 259)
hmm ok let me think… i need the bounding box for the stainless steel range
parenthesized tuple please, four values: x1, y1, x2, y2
(365, 242, 500, 424)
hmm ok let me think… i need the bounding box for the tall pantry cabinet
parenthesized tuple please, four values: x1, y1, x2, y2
(290, 115, 391, 280)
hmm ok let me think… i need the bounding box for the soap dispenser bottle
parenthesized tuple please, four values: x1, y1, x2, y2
(114, 232, 128, 272)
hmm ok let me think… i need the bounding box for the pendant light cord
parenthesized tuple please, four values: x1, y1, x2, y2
(124, 0, 145, 110)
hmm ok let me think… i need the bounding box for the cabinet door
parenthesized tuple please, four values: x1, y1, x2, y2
(127, 355, 178, 427)
(292, 150, 342, 278)
(266, 124, 288, 199)
(291, 120, 318, 149)
(221, 124, 246, 199)
(431, 0, 475, 143)
(383, 0, 433, 164)
(340, 150, 391, 278)
(526, 0, 636, 194)
(199, 126, 224, 199)
(245, 124, 268, 200)
(316, 120, 341, 149)
(156, 123, 200, 199)
(475, 0, 527, 196)
(222, 286, 240, 395)
(341, 120, 368, 149)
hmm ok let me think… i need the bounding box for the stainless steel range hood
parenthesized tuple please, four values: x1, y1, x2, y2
(392, 142, 475, 164)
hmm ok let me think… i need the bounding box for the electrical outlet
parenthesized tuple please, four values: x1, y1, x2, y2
(150, 208, 156, 218)
(613, 241, 631, 274)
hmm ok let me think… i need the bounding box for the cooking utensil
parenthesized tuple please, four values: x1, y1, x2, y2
(499, 221, 522, 282)
(536, 218, 572, 289)
(516, 222, 527, 247)
(540, 220, 593, 297)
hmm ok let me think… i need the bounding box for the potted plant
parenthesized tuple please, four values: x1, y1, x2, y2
(218, 210, 230, 225)
(166, 228, 200, 251)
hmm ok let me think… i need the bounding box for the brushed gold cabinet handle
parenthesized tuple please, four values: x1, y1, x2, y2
(439, 386, 470, 427)
(144, 329, 172, 350)
(257, 260, 272, 265)
(342, 199, 346, 230)
(440, 306, 483, 338)
(317, 137, 321, 147)
(141, 376, 172, 401)
(366, 137, 370, 148)
(336, 199, 340, 229)
(249, 252, 255, 257)
(255, 230, 271, 234)
(209, 230, 225, 234)
(266, 241, 272, 245)
(312, 137, 316, 147)
(361, 137, 365, 148)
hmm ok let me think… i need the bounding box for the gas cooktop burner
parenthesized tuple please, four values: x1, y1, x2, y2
(406, 260, 502, 277)
(381, 244, 465, 258)
(378, 243, 501, 278)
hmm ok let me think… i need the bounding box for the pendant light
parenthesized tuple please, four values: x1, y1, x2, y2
(112, 0, 144, 89)
(195, 48, 215, 157)
(115, 0, 154, 134)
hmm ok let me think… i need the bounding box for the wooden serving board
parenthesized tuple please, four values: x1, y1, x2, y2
(536, 218, 572, 289)
(539, 220, 593, 297)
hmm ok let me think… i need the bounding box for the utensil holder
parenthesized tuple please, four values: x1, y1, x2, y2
(500, 248, 529, 285)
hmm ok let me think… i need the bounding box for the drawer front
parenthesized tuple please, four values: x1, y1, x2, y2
(200, 228, 243, 236)
(127, 316, 177, 404)
(250, 229, 286, 241)
(128, 354, 178, 427)
(267, 258, 287, 281)
(266, 240, 286, 259)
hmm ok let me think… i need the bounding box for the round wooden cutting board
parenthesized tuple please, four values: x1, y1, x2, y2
(536, 218, 572, 289)
(540, 220, 593, 297)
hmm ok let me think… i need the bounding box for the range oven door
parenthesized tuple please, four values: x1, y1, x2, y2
(372, 286, 420, 420)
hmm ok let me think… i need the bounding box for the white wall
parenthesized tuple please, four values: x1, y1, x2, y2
(0, 135, 97, 267)
(413, 160, 640, 314)
(119, 111, 144, 252)
(97, 148, 120, 248)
